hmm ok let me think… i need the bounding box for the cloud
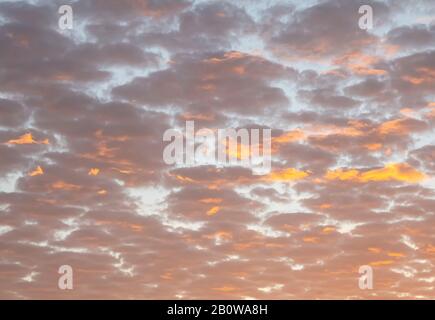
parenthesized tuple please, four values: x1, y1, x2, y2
(325, 163, 427, 183)
(6, 133, 49, 145)
(262, 0, 389, 61)
(113, 50, 294, 115)
(0, 0, 434, 300)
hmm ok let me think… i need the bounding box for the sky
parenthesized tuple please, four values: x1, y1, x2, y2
(0, 0, 434, 299)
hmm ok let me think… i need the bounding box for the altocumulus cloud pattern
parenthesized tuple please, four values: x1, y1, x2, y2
(0, 0, 434, 299)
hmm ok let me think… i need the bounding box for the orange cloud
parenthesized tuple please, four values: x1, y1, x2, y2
(175, 175, 196, 183)
(334, 51, 387, 76)
(7, 133, 49, 145)
(273, 130, 305, 144)
(52, 181, 81, 191)
(88, 168, 100, 176)
(204, 51, 248, 64)
(425, 244, 435, 254)
(130, 224, 143, 232)
(325, 163, 426, 183)
(303, 122, 366, 140)
(360, 163, 426, 183)
(112, 167, 134, 175)
(370, 260, 394, 267)
(378, 119, 412, 135)
(200, 198, 223, 204)
(364, 143, 382, 151)
(181, 113, 215, 121)
(322, 227, 335, 234)
(402, 68, 435, 85)
(263, 168, 309, 182)
(303, 236, 319, 243)
(224, 137, 252, 160)
(213, 286, 237, 293)
(160, 272, 173, 280)
(204, 231, 232, 241)
(206, 206, 220, 216)
(400, 108, 416, 118)
(319, 203, 332, 209)
(325, 168, 360, 181)
(28, 166, 44, 177)
(387, 252, 406, 258)
(232, 66, 246, 75)
(368, 247, 382, 254)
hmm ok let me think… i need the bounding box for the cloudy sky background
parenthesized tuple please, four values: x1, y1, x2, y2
(0, 0, 434, 299)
